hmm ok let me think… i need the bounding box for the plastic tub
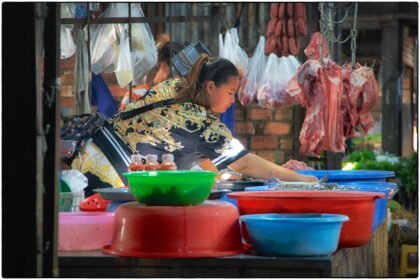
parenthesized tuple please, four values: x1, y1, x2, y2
(58, 212, 115, 251)
(228, 191, 385, 248)
(240, 213, 349, 256)
(103, 200, 248, 258)
(295, 170, 395, 182)
(245, 182, 397, 233)
(123, 171, 217, 205)
(339, 182, 397, 231)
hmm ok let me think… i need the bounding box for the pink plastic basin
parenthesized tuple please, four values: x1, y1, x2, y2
(58, 212, 115, 251)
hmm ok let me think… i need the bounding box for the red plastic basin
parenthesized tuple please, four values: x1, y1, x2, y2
(103, 200, 248, 258)
(227, 191, 385, 248)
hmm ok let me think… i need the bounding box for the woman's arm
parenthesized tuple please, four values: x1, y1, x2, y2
(227, 153, 318, 182)
(199, 159, 242, 181)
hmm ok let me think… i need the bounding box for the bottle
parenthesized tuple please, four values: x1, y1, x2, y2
(128, 154, 144, 171)
(144, 154, 159, 171)
(160, 153, 177, 170)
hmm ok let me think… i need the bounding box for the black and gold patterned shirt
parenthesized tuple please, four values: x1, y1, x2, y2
(113, 79, 248, 170)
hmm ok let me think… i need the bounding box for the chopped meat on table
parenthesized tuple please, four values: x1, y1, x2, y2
(282, 159, 314, 170)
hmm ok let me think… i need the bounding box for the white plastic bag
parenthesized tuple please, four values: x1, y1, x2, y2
(257, 54, 301, 108)
(61, 169, 88, 192)
(90, 3, 157, 85)
(61, 27, 76, 59)
(89, 4, 118, 74)
(238, 36, 266, 106)
(60, 3, 76, 59)
(219, 28, 249, 77)
(115, 29, 133, 88)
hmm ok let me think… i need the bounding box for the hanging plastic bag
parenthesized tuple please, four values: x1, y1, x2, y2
(218, 33, 225, 58)
(220, 28, 249, 77)
(89, 4, 119, 74)
(229, 28, 248, 77)
(115, 29, 133, 88)
(61, 27, 76, 59)
(60, 3, 76, 59)
(257, 54, 300, 108)
(90, 3, 157, 84)
(238, 36, 266, 106)
(129, 4, 158, 85)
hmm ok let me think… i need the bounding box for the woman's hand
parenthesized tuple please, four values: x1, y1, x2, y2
(216, 173, 242, 181)
(299, 175, 319, 182)
(228, 153, 320, 183)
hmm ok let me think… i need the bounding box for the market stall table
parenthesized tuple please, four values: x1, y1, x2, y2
(58, 222, 388, 278)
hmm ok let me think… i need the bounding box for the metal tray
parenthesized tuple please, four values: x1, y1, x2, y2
(216, 180, 268, 191)
(93, 188, 135, 202)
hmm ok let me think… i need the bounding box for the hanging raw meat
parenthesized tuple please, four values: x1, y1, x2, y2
(357, 66, 379, 133)
(288, 58, 346, 156)
(304, 32, 329, 60)
(282, 159, 314, 170)
(341, 62, 380, 137)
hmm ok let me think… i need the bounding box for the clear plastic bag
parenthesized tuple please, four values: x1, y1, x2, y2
(90, 3, 157, 85)
(238, 36, 266, 106)
(129, 4, 158, 85)
(61, 27, 76, 59)
(60, 3, 76, 59)
(115, 29, 133, 88)
(219, 28, 249, 77)
(257, 54, 301, 108)
(89, 4, 118, 74)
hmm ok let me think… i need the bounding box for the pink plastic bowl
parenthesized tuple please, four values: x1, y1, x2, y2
(58, 212, 115, 251)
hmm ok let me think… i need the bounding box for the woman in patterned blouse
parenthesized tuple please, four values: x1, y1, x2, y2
(113, 54, 318, 183)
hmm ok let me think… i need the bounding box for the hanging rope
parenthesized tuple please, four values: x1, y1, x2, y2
(350, 2, 359, 69)
(318, 2, 355, 65)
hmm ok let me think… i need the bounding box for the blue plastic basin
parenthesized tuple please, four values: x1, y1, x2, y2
(240, 213, 349, 256)
(295, 170, 395, 182)
(338, 181, 397, 232)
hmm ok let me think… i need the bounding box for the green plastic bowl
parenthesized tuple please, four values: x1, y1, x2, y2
(122, 170, 218, 206)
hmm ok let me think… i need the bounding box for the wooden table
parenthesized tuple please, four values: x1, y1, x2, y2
(59, 224, 388, 278)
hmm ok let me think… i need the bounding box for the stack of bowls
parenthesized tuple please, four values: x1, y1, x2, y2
(102, 170, 247, 258)
(228, 190, 384, 253)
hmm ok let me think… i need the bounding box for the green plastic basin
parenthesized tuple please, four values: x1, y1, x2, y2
(122, 170, 218, 206)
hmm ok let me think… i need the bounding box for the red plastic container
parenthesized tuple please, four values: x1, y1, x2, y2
(103, 200, 249, 258)
(227, 191, 385, 248)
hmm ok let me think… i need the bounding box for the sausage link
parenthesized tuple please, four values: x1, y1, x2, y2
(278, 3, 286, 19)
(281, 17, 287, 36)
(297, 17, 307, 37)
(266, 18, 277, 37)
(282, 36, 289, 56)
(287, 18, 295, 37)
(288, 37, 298, 56)
(286, 3, 294, 18)
(274, 19, 282, 37)
(276, 37, 282, 56)
(294, 3, 305, 20)
(270, 3, 279, 19)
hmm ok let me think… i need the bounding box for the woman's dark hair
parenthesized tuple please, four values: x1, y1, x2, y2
(146, 42, 184, 84)
(175, 54, 239, 109)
